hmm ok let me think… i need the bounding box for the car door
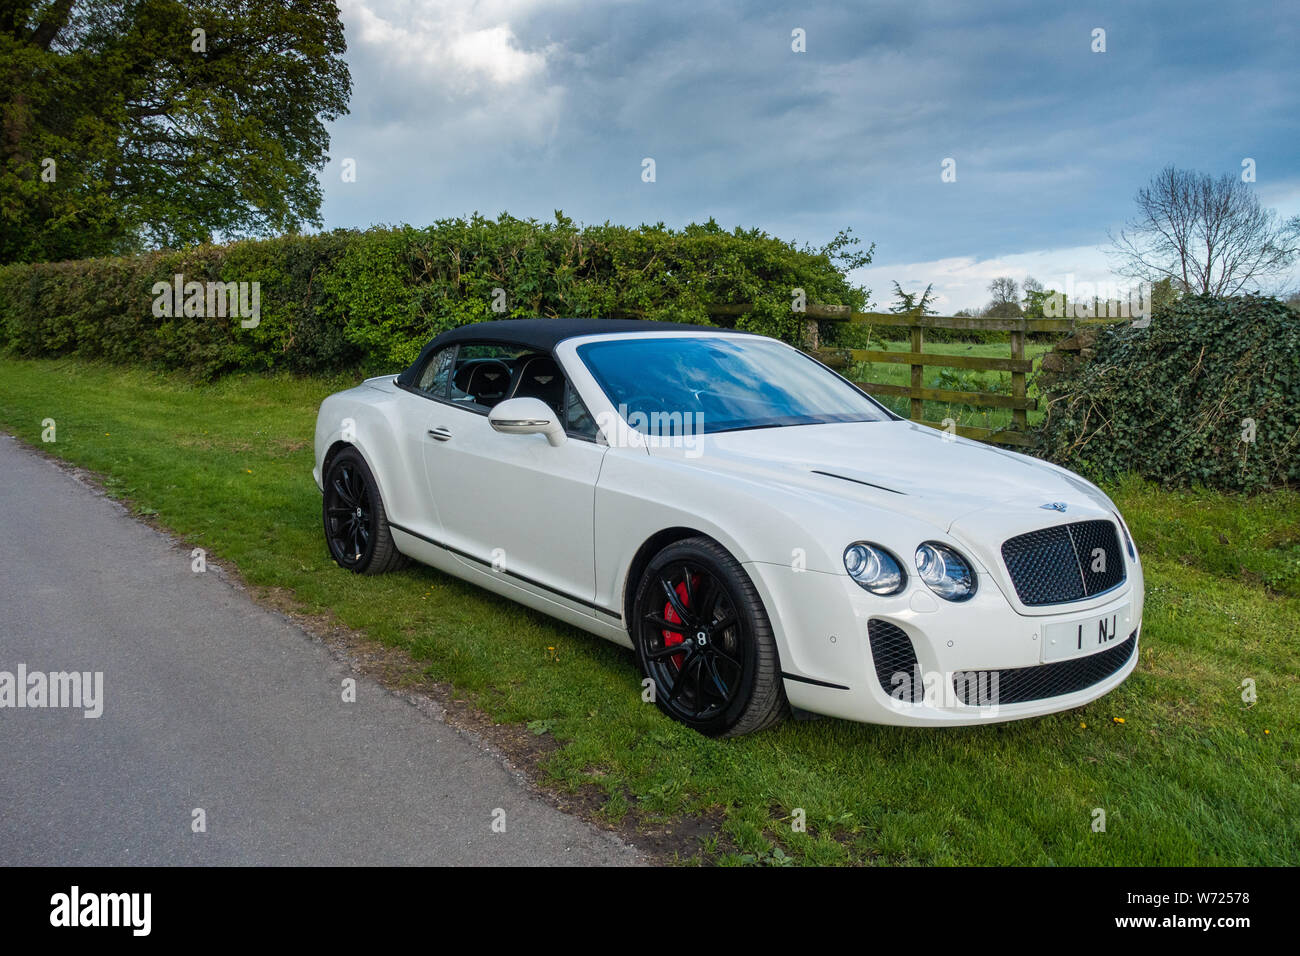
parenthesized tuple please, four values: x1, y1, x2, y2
(419, 343, 608, 609)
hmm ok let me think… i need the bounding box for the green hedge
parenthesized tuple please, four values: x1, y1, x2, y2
(0, 214, 866, 378)
(1035, 294, 1300, 493)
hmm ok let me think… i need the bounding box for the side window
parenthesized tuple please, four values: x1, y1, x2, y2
(451, 344, 526, 410)
(565, 383, 599, 440)
(416, 346, 455, 398)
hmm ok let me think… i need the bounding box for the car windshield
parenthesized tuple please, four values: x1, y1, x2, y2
(576, 336, 891, 435)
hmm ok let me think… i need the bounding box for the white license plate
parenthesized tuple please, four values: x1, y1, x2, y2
(1043, 608, 1130, 663)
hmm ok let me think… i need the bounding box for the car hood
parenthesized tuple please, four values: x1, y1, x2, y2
(651, 419, 1114, 537)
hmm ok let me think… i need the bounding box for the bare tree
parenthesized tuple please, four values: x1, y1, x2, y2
(1109, 166, 1300, 296)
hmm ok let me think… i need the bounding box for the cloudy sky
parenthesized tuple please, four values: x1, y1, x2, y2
(318, 0, 1300, 312)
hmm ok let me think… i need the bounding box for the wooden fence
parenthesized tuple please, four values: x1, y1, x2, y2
(705, 303, 1123, 447)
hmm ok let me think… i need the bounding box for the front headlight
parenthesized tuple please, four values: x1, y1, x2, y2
(914, 542, 977, 601)
(843, 542, 906, 595)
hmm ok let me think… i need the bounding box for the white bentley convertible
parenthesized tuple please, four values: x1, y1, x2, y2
(314, 319, 1143, 736)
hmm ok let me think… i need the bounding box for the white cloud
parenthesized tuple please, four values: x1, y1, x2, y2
(340, 0, 552, 92)
(324, 0, 571, 227)
(856, 244, 1120, 313)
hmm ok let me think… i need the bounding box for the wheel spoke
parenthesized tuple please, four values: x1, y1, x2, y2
(692, 659, 721, 718)
(681, 566, 694, 607)
(687, 654, 707, 704)
(666, 652, 700, 703)
(660, 576, 694, 627)
(644, 613, 686, 633)
(695, 574, 717, 622)
(704, 655, 730, 697)
(332, 478, 354, 507)
(709, 644, 741, 669)
(666, 670, 688, 703)
(711, 608, 736, 632)
(647, 642, 687, 661)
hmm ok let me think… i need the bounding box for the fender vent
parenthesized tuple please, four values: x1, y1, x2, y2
(867, 619, 921, 703)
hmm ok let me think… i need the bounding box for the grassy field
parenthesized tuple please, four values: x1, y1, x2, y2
(2, 356, 1297, 865)
(847, 338, 1054, 431)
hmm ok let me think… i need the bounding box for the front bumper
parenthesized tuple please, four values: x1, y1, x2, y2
(744, 558, 1144, 727)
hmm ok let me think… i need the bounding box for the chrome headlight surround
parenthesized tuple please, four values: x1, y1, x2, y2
(843, 542, 906, 595)
(914, 542, 977, 602)
(1112, 510, 1137, 561)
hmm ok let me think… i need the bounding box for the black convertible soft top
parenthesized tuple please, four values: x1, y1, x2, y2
(397, 318, 738, 387)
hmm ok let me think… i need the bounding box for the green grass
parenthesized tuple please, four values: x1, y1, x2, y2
(2, 356, 1297, 865)
(848, 339, 1054, 432)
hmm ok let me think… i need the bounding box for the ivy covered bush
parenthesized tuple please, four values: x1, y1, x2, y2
(1035, 294, 1299, 493)
(0, 213, 867, 378)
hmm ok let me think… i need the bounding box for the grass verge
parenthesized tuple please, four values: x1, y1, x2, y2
(1, 356, 1296, 865)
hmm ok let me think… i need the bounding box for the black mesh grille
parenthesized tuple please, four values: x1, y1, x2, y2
(951, 632, 1137, 706)
(1001, 519, 1126, 606)
(867, 619, 921, 702)
(1068, 520, 1126, 594)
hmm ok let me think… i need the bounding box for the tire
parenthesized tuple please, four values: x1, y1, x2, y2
(631, 536, 788, 737)
(322, 448, 407, 575)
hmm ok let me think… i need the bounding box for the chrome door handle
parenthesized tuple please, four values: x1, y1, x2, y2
(426, 427, 452, 442)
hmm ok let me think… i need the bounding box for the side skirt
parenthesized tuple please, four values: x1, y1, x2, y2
(388, 524, 631, 649)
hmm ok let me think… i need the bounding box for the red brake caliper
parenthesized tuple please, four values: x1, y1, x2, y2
(661, 576, 697, 670)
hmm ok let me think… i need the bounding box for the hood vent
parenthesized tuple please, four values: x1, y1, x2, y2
(811, 470, 907, 495)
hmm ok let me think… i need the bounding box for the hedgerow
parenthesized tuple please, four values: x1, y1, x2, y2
(1035, 294, 1299, 492)
(0, 213, 867, 378)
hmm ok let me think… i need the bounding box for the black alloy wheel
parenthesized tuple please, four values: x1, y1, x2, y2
(633, 537, 787, 736)
(322, 448, 405, 575)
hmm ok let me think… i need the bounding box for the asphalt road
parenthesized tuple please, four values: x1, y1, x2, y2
(0, 435, 640, 865)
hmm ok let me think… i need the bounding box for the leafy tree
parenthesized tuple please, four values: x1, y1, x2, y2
(0, 0, 351, 263)
(1022, 276, 1064, 319)
(985, 276, 1023, 317)
(815, 227, 874, 273)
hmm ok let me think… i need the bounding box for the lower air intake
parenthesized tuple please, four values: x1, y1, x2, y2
(951, 632, 1137, 706)
(867, 619, 922, 703)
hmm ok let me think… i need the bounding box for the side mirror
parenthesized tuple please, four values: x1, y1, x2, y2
(488, 397, 567, 446)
